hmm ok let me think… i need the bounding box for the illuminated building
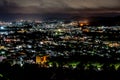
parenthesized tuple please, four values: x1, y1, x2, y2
(36, 55, 48, 64)
(36, 56, 41, 64)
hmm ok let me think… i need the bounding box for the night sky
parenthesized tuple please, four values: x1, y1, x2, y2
(0, 0, 120, 21)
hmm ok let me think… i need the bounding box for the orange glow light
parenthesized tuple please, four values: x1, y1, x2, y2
(80, 23, 84, 26)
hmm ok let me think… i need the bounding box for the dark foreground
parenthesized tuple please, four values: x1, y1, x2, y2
(0, 62, 120, 80)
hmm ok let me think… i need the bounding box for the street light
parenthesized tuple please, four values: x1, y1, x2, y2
(0, 26, 4, 30)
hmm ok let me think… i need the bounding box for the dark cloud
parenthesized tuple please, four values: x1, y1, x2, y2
(0, 0, 20, 13)
(0, 0, 120, 14)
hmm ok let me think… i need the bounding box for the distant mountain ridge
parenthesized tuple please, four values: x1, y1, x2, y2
(0, 13, 120, 26)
